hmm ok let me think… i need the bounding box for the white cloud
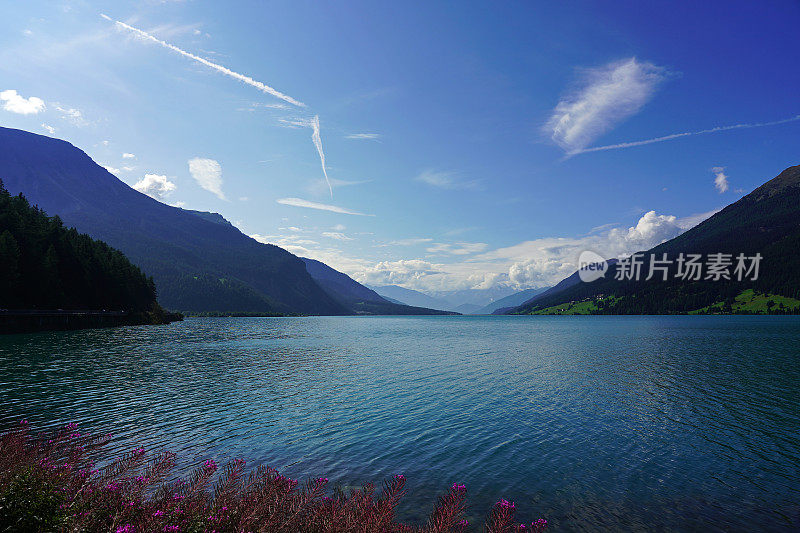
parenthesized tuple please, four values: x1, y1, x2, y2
(188, 157, 225, 200)
(712, 166, 729, 193)
(122, 152, 136, 159)
(41, 123, 55, 134)
(427, 242, 488, 255)
(252, 206, 717, 293)
(102, 140, 110, 146)
(307, 177, 370, 196)
(322, 232, 353, 241)
(277, 118, 308, 129)
(255, 207, 712, 293)
(478, 209, 715, 288)
(310, 115, 332, 198)
(331, 224, 346, 231)
(102, 165, 120, 174)
(345, 133, 381, 140)
(384, 238, 433, 246)
(0, 89, 45, 114)
(574, 114, 800, 155)
(249, 102, 290, 110)
(545, 58, 667, 154)
(277, 115, 334, 198)
(101, 14, 305, 108)
(132, 173, 177, 200)
(250, 233, 321, 250)
(276, 197, 373, 216)
(54, 105, 87, 126)
(356, 259, 442, 286)
(415, 169, 482, 190)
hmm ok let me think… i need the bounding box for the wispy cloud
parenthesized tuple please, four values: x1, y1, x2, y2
(545, 58, 668, 154)
(122, 152, 136, 159)
(475, 209, 716, 288)
(133, 173, 177, 200)
(100, 14, 305, 108)
(310, 115, 333, 198)
(345, 133, 381, 140)
(427, 242, 488, 255)
(54, 104, 87, 126)
(306, 177, 371, 196)
(573, 114, 800, 155)
(0, 89, 45, 114)
(322, 231, 353, 241)
(246, 102, 290, 111)
(188, 157, 225, 200)
(276, 197, 373, 216)
(415, 169, 482, 191)
(277, 115, 334, 198)
(712, 166, 729, 193)
(41, 123, 56, 135)
(383, 238, 433, 246)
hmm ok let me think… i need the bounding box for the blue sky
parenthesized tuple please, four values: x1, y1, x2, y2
(1, 1, 798, 292)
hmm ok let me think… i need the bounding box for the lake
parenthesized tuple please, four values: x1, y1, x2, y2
(1, 315, 798, 531)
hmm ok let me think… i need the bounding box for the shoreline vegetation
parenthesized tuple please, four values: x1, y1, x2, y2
(0, 182, 182, 334)
(0, 422, 547, 533)
(515, 289, 800, 316)
(0, 308, 183, 335)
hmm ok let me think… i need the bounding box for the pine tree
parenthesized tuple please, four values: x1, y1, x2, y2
(0, 230, 21, 307)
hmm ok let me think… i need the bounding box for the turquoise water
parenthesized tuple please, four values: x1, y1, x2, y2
(1, 316, 799, 531)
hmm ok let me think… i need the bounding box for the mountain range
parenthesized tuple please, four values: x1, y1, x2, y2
(301, 258, 453, 315)
(476, 287, 549, 314)
(504, 165, 800, 315)
(4, 127, 797, 317)
(0, 127, 445, 316)
(370, 284, 525, 313)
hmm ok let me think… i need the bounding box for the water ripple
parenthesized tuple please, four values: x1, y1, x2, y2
(1, 315, 799, 531)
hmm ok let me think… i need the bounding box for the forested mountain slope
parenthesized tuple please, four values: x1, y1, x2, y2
(509, 165, 800, 315)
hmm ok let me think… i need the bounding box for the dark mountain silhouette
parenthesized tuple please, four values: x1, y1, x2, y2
(0, 127, 348, 315)
(507, 165, 800, 314)
(0, 181, 178, 328)
(301, 258, 454, 315)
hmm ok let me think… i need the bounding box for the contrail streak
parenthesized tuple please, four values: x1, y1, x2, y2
(310, 115, 332, 198)
(571, 114, 800, 156)
(100, 14, 305, 108)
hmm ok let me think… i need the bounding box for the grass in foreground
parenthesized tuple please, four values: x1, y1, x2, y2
(0, 422, 547, 533)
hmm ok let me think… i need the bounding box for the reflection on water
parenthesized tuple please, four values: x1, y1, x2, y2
(1, 316, 799, 531)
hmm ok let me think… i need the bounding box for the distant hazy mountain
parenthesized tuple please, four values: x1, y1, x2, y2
(302, 258, 453, 315)
(371, 284, 520, 312)
(0, 127, 347, 315)
(506, 165, 800, 315)
(473, 287, 550, 314)
(426, 287, 518, 309)
(452, 303, 483, 314)
(494, 266, 613, 314)
(370, 285, 453, 311)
